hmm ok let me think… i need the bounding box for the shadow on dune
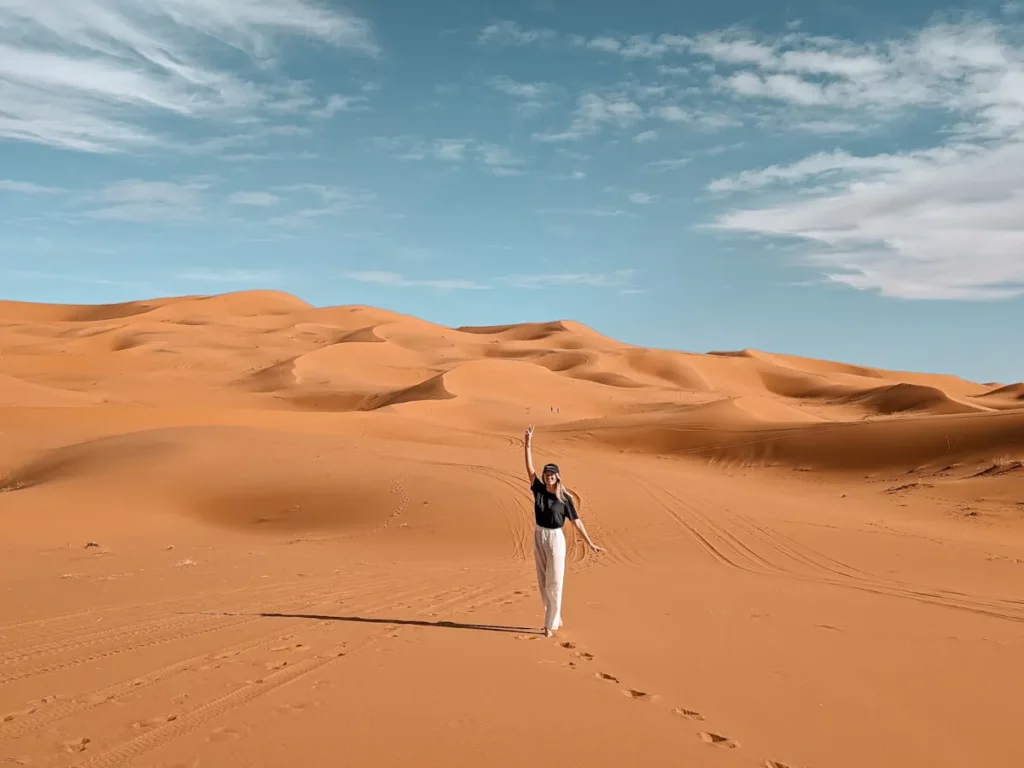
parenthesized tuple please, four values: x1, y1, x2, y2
(0, 434, 180, 492)
(259, 612, 539, 635)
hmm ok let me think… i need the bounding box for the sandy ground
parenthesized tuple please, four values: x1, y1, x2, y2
(1, 290, 1022, 768)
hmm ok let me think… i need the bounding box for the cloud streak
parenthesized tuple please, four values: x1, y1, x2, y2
(0, 179, 63, 194)
(228, 191, 282, 207)
(345, 269, 637, 292)
(87, 179, 209, 221)
(0, 0, 378, 153)
(705, 17, 1024, 299)
(344, 271, 490, 291)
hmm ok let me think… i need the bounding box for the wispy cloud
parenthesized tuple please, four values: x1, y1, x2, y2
(478, 20, 557, 46)
(533, 92, 643, 142)
(537, 207, 637, 218)
(269, 185, 371, 227)
(5, 269, 148, 288)
(311, 94, 372, 119)
(228, 191, 283, 207)
(502, 270, 636, 289)
(486, 76, 555, 114)
(645, 157, 691, 172)
(387, 136, 526, 176)
(628, 192, 658, 204)
(486, 76, 553, 100)
(0, 180, 63, 194)
(577, 34, 685, 59)
(86, 179, 209, 222)
(633, 130, 658, 143)
(344, 268, 637, 292)
(344, 271, 490, 290)
(0, 0, 378, 153)
(177, 268, 282, 283)
(706, 17, 1024, 299)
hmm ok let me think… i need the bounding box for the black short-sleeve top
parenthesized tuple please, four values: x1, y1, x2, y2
(531, 476, 579, 529)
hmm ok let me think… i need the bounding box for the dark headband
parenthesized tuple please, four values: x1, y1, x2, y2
(542, 463, 560, 475)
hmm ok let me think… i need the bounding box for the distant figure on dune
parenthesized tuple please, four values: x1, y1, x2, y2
(524, 424, 603, 637)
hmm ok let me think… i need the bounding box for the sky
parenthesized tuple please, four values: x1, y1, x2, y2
(1, 0, 1023, 384)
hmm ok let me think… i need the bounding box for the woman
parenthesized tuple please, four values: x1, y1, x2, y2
(524, 424, 602, 637)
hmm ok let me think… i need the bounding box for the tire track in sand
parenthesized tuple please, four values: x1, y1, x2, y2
(66, 575, 537, 768)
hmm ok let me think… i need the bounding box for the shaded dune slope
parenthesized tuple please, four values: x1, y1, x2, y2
(1, 290, 1020, 473)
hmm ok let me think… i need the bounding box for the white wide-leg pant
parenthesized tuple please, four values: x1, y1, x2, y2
(534, 525, 566, 631)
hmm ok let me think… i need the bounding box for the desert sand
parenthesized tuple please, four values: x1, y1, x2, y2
(1, 289, 1022, 768)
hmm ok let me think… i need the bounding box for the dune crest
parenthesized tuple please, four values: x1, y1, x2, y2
(0, 290, 1019, 471)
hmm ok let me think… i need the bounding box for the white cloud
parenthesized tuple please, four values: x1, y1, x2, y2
(178, 268, 282, 283)
(86, 179, 208, 221)
(707, 148, 963, 194)
(533, 92, 643, 142)
(652, 105, 690, 123)
(791, 119, 866, 135)
(390, 137, 526, 176)
(268, 185, 370, 227)
(628, 191, 658, 204)
(486, 76, 554, 114)
(433, 139, 469, 161)
(502, 269, 635, 289)
(0, 0, 377, 153)
(633, 130, 658, 143)
(537, 207, 637, 218)
(343, 268, 637, 292)
(0, 179, 63, 194)
(344, 271, 490, 290)
(486, 76, 552, 100)
(228, 191, 282, 207)
(713, 140, 1024, 299)
(705, 17, 1024, 299)
(581, 33, 688, 59)
(311, 94, 371, 119)
(478, 20, 556, 46)
(646, 157, 691, 172)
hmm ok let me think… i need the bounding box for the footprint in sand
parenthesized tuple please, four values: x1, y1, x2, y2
(515, 634, 539, 641)
(764, 761, 795, 768)
(596, 672, 619, 683)
(560, 641, 577, 649)
(698, 732, 738, 749)
(133, 715, 178, 729)
(263, 660, 289, 671)
(3, 707, 35, 723)
(622, 689, 651, 701)
(83, 692, 117, 706)
(672, 707, 705, 721)
(64, 737, 91, 754)
(574, 651, 594, 661)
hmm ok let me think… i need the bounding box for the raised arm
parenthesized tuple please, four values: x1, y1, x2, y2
(524, 424, 537, 483)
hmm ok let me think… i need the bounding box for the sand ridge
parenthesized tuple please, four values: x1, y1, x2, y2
(1, 290, 1022, 768)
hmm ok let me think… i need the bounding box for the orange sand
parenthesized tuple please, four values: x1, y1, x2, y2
(1, 290, 1022, 768)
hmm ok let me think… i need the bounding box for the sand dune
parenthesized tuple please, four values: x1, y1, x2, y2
(1, 290, 1022, 768)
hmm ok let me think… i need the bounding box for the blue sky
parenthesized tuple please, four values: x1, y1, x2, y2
(2, 0, 1023, 383)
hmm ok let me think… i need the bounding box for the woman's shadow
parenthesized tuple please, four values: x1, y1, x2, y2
(258, 612, 542, 635)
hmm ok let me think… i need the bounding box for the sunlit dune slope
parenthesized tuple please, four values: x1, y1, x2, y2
(1, 290, 1020, 473)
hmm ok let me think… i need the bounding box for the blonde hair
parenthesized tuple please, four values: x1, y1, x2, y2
(553, 474, 575, 508)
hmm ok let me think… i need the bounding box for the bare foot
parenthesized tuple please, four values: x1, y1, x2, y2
(543, 628, 553, 638)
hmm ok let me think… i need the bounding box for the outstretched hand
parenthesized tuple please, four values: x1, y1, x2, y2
(524, 424, 535, 444)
